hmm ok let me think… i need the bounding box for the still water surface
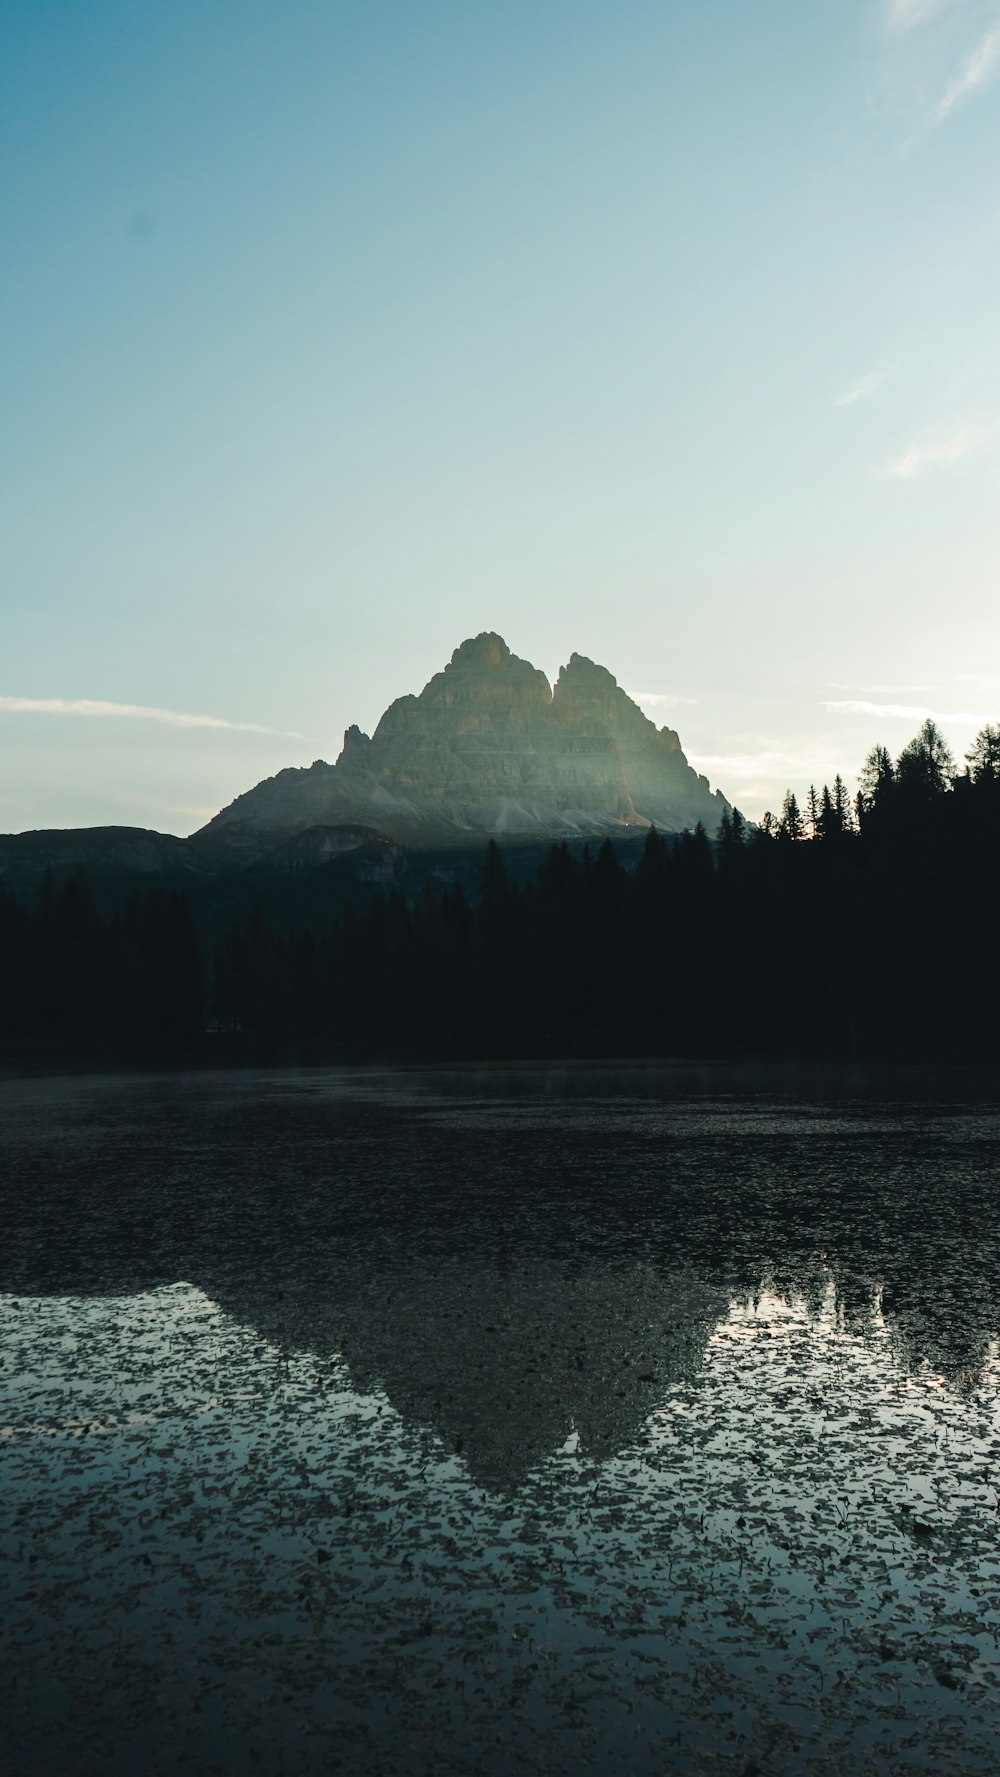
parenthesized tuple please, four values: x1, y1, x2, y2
(3, 1067, 1000, 1774)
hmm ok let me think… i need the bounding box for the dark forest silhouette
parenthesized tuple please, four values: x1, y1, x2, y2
(2, 718, 998, 1064)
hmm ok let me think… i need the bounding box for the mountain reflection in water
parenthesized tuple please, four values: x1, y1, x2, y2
(3, 1068, 1000, 1775)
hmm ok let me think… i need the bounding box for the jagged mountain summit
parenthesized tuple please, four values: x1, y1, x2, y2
(200, 633, 728, 845)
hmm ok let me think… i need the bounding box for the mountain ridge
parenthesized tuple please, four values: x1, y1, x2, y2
(199, 632, 727, 845)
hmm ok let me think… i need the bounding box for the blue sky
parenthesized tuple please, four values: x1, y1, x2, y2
(3, 0, 999, 830)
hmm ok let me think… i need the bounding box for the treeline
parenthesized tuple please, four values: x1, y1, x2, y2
(2, 718, 999, 1064)
(0, 875, 202, 1051)
(211, 715, 1000, 1060)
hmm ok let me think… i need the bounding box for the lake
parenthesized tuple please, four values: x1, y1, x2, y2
(3, 1065, 1000, 1775)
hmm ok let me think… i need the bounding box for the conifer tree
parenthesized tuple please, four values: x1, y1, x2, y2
(779, 791, 803, 841)
(896, 719, 955, 798)
(858, 745, 894, 820)
(966, 724, 1000, 785)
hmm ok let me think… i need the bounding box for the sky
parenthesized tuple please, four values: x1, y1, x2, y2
(3, 0, 1000, 832)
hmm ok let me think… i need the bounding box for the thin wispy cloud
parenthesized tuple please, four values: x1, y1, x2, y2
(935, 672, 1000, 689)
(688, 747, 840, 782)
(834, 674, 1000, 695)
(0, 696, 303, 738)
(628, 690, 700, 711)
(885, 425, 986, 477)
(687, 742, 872, 817)
(835, 368, 889, 407)
(831, 681, 932, 694)
(885, 0, 952, 33)
(825, 699, 988, 723)
(937, 21, 1000, 118)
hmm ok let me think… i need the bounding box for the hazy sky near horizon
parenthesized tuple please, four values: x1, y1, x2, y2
(3, 0, 1000, 832)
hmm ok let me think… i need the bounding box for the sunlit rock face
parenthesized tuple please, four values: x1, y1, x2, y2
(199, 632, 728, 844)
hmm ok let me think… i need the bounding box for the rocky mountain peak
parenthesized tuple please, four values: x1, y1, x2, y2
(447, 632, 512, 671)
(561, 651, 615, 682)
(339, 723, 372, 774)
(199, 633, 728, 844)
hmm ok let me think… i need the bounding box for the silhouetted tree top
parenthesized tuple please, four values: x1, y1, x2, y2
(895, 718, 956, 799)
(779, 791, 803, 842)
(967, 724, 1000, 786)
(858, 745, 894, 819)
